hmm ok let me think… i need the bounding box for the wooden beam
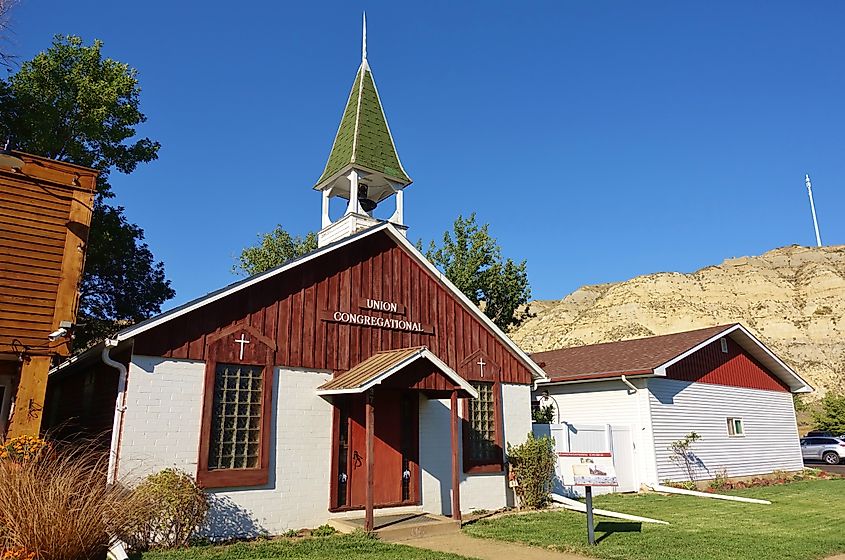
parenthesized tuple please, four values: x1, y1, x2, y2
(450, 388, 461, 521)
(51, 186, 95, 357)
(7, 355, 51, 438)
(365, 389, 375, 532)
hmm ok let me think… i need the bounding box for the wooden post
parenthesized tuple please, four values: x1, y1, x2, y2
(585, 485, 596, 545)
(7, 356, 52, 438)
(450, 389, 461, 522)
(365, 389, 375, 532)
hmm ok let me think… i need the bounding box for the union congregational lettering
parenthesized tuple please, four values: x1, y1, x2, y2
(319, 310, 434, 335)
(358, 298, 405, 315)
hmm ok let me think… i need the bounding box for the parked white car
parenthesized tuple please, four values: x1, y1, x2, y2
(800, 437, 845, 465)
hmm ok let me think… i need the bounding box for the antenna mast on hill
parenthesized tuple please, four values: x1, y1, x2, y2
(805, 174, 822, 247)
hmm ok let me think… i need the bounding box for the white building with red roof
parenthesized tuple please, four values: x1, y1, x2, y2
(532, 324, 811, 488)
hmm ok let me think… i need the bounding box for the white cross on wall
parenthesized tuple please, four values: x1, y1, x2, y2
(477, 358, 486, 378)
(234, 334, 250, 360)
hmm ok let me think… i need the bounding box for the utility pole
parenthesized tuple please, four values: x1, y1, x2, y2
(805, 174, 822, 247)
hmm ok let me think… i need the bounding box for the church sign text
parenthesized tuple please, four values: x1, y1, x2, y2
(319, 310, 434, 335)
(359, 298, 405, 314)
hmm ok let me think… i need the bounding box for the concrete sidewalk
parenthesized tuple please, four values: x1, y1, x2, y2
(389, 532, 591, 560)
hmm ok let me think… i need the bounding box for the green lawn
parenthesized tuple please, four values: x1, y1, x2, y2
(464, 480, 845, 560)
(140, 533, 469, 560)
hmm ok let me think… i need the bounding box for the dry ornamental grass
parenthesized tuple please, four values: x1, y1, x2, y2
(0, 440, 143, 560)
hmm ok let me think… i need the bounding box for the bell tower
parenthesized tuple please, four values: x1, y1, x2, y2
(314, 15, 412, 247)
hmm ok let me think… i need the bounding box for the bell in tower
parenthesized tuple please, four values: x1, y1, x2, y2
(314, 14, 412, 247)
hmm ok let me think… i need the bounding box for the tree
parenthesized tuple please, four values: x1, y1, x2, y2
(234, 227, 318, 276)
(0, 0, 17, 68)
(0, 36, 173, 348)
(812, 392, 845, 435)
(421, 213, 531, 331)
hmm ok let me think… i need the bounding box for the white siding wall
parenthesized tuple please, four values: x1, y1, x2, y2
(120, 356, 334, 537)
(648, 378, 804, 481)
(540, 379, 658, 484)
(418, 383, 531, 515)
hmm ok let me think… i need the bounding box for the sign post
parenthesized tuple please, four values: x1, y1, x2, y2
(557, 451, 618, 546)
(585, 486, 596, 545)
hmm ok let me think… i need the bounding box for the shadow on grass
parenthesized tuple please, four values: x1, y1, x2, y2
(594, 521, 642, 544)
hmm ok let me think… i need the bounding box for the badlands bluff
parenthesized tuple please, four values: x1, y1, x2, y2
(512, 245, 845, 396)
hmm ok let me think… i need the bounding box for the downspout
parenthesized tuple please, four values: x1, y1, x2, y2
(102, 339, 127, 485)
(620, 375, 638, 393)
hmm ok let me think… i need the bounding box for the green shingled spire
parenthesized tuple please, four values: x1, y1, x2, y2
(315, 46, 411, 188)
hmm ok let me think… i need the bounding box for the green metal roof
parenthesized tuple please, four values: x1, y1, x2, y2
(316, 62, 411, 188)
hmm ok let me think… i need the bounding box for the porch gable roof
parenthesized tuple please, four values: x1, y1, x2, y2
(317, 346, 478, 398)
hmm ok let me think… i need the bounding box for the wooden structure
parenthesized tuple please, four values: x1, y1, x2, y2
(0, 150, 97, 437)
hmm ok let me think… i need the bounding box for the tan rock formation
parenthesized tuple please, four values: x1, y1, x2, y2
(511, 245, 845, 396)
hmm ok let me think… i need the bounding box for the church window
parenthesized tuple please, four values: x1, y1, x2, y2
(208, 363, 265, 470)
(197, 357, 273, 489)
(463, 380, 503, 473)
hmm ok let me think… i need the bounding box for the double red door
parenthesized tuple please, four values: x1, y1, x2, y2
(333, 389, 419, 509)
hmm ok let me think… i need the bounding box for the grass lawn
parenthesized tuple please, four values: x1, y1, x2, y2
(464, 479, 845, 560)
(140, 533, 470, 560)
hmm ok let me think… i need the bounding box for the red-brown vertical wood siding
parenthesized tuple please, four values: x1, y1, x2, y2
(132, 231, 533, 385)
(666, 337, 789, 392)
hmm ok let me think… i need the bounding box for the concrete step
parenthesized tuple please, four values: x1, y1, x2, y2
(329, 513, 460, 541)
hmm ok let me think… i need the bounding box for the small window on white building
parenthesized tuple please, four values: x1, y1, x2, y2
(727, 417, 744, 437)
(720, 338, 729, 353)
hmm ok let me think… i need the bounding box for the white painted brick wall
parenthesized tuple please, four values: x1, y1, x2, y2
(120, 356, 333, 537)
(418, 383, 532, 515)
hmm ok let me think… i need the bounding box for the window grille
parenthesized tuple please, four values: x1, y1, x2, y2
(208, 364, 264, 470)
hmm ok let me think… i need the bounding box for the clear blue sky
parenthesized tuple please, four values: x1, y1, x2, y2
(8, 1, 845, 308)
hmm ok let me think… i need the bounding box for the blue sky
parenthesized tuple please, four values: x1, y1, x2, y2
(8, 1, 845, 308)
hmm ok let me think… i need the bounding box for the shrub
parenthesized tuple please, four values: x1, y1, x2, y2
(532, 405, 555, 424)
(0, 442, 138, 560)
(668, 432, 701, 482)
(709, 467, 729, 491)
(121, 468, 208, 551)
(507, 433, 556, 508)
(311, 524, 336, 537)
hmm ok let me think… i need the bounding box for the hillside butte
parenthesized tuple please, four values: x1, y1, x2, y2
(511, 245, 845, 397)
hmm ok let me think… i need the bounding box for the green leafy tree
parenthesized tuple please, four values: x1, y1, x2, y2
(421, 213, 531, 331)
(234, 227, 318, 276)
(812, 392, 845, 435)
(0, 35, 173, 348)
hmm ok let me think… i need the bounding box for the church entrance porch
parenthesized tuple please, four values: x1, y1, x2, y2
(332, 389, 420, 510)
(318, 346, 477, 531)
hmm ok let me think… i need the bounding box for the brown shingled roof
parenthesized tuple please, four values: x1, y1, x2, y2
(531, 324, 736, 382)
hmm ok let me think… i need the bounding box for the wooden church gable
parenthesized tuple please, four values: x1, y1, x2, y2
(130, 226, 539, 385)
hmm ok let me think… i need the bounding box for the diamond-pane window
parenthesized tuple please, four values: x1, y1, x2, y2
(467, 382, 499, 463)
(208, 364, 264, 470)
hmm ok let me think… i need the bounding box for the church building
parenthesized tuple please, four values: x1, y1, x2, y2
(44, 21, 546, 537)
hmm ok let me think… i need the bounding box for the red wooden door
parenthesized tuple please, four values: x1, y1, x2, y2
(337, 390, 419, 509)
